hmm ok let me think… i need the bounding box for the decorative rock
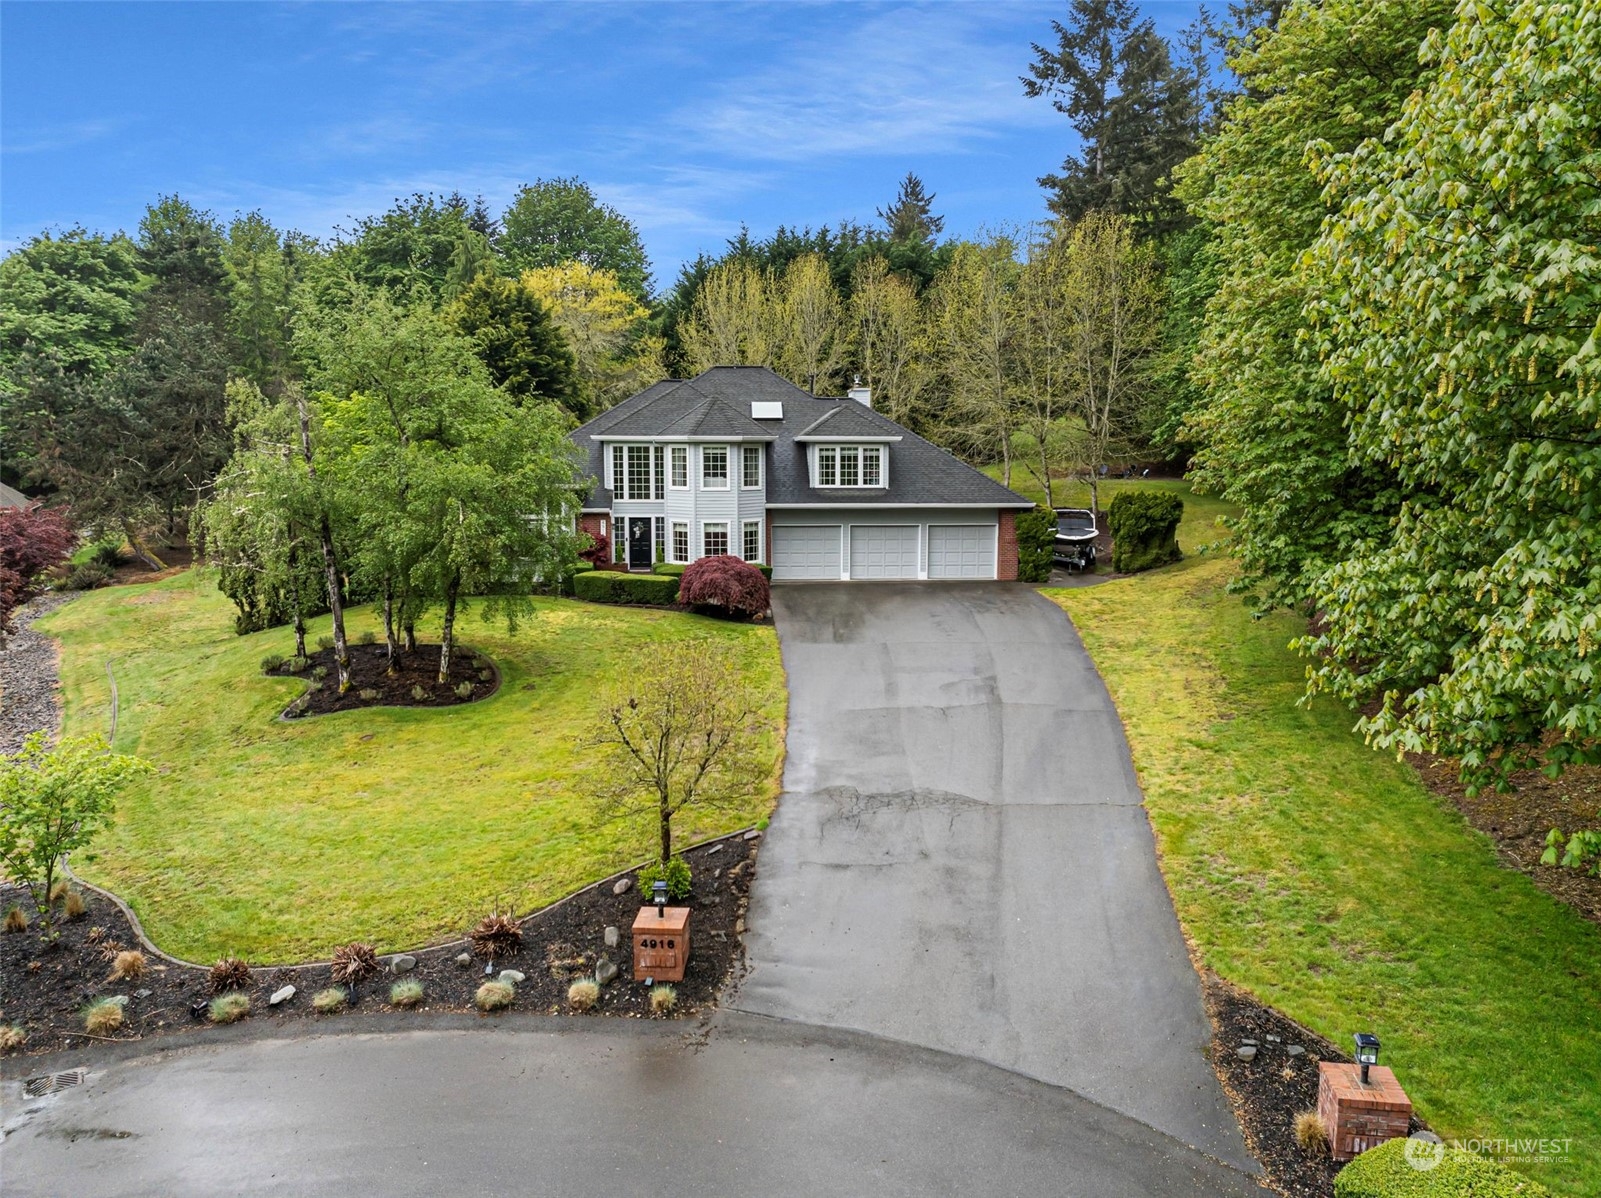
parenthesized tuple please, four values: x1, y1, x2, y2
(1410, 1131, 1442, 1144)
(1239, 1038, 1258, 1045)
(269, 984, 296, 1006)
(106, 994, 130, 1007)
(734, 917, 746, 935)
(595, 957, 618, 986)
(743, 829, 762, 841)
(1265, 1035, 1281, 1043)
(603, 926, 619, 949)
(455, 952, 472, 966)
(498, 969, 526, 985)
(1286, 1045, 1306, 1057)
(1236, 1045, 1257, 1061)
(390, 954, 417, 974)
(707, 844, 724, 855)
(613, 877, 633, 896)
(133, 988, 153, 1000)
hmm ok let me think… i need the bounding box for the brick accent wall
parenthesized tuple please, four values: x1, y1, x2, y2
(764, 511, 774, 566)
(997, 509, 1019, 580)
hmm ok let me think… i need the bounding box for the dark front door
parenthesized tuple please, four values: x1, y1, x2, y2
(628, 517, 653, 569)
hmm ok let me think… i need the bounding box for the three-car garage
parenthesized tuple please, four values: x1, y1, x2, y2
(770, 515, 1000, 581)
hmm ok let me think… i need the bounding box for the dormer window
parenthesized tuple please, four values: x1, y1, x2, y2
(813, 445, 885, 488)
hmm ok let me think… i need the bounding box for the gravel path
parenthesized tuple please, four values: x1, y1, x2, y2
(0, 593, 70, 754)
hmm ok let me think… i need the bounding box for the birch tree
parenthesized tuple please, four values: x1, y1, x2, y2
(776, 253, 844, 394)
(928, 237, 1020, 483)
(678, 259, 776, 371)
(850, 256, 927, 425)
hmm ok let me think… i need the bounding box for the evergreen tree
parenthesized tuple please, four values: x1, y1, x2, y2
(877, 173, 945, 244)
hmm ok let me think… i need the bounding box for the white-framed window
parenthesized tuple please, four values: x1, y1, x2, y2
(626, 445, 652, 500)
(703, 522, 729, 556)
(671, 522, 689, 563)
(611, 445, 624, 492)
(742, 444, 763, 488)
(742, 520, 762, 563)
(701, 446, 729, 489)
(654, 516, 666, 562)
(813, 445, 885, 489)
(653, 446, 665, 500)
(670, 446, 688, 489)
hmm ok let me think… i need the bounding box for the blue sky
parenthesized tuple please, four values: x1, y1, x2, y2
(2, 1, 1206, 292)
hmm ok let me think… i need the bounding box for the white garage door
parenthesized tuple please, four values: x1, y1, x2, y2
(928, 524, 996, 579)
(771, 525, 842, 579)
(848, 525, 920, 580)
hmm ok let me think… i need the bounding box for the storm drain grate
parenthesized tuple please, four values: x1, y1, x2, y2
(23, 1069, 87, 1097)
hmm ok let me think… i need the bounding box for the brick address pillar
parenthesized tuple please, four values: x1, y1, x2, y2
(1317, 1063, 1412, 1161)
(997, 509, 1019, 580)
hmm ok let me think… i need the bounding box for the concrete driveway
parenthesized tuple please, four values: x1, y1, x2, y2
(735, 582, 1250, 1169)
(1, 1015, 1262, 1198)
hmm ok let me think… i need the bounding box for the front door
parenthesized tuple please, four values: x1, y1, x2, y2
(627, 517, 653, 570)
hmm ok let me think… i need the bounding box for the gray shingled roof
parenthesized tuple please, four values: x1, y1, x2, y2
(569, 367, 1031, 510)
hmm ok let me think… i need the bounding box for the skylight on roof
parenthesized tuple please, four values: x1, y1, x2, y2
(751, 401, 784, 419)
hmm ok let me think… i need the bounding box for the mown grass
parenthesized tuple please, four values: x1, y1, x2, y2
(980, 466, 1234, 558)
(1048, 546, 1601, 1195)
(40, 569, 785, 963)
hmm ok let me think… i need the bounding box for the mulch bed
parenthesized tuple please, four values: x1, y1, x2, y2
(0, 832, 759, 1060)
(1408, 753, 1601, 926)
(1202, 972, 1431, 1197)
(269, 642, 500, 718)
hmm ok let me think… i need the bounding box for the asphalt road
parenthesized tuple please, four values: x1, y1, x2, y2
(0, 1015, 1262, 1198)
(736, 582, 1251, 1169)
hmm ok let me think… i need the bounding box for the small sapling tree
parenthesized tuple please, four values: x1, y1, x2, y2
(589, 639, 771, 864)
(0, 734, 151, 939)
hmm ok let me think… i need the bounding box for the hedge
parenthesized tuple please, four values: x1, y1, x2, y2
(1334, 1138, 1551, 1198)
(654, 561, 773, 580)
(572, 570, 680, 606)
(1015, 507, 1056, 583)
(1107, 491, 1183, 573)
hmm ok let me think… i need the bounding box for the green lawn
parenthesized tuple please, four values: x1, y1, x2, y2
(1047, 537, 1601, 1195)
(980, 466, 1235, 557)
(40, 570, 785, 964)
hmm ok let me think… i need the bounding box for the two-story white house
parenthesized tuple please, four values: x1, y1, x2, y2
(572, 366, 1033, 581)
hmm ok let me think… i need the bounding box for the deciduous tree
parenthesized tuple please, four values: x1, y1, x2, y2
(501, 177, 653, 302)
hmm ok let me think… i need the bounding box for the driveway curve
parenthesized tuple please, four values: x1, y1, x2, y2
(735, 582, 1250, 1169)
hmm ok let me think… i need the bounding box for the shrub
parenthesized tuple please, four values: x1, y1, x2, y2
(62, 562, 113, 591)
(330, 942, 380, 985)
(553, 560, 595, 596)
(410, 685, 427, 701)
(0, 1024, 26, 1053)
(389, 979, 424, 1008)
(359, 688, 380, 701)
(475, 980, 515, 1011)
(357, 630, 377, 645)
(208, 993, 251, 1024)
(48, 877, 70, 903)
(1106, 491, 1183, 573)
(63, 888, 86, 918)
(1292, 1111, 1328, 1155)
(1333, 1136, 1551, 1197)
(209, 957, 253, 993)
(649, 984, 677, 1015)
(310, 665, 328, 681)
(572, 569, 680, 606)
(679, 555, 770, 619)
(454, 681, 473, 699)
(654, 561, 773, 580)
(478, 668, 493, 682)
(304, 679, 322, 693)
(3, 906, 27, 933)
(83, 998, 124, 1035)
(637, 856, 693, 901)
(107, 950, 146, 982)
(285, 655, 310, 674)
(312, 987, 347, 1014)
(1014, 507, 1057, 583)
(88, 539, 126, 570)
(567, 978, 600, 1011)
(579, 530, 611, 567)
(261, 653, 286, 673)
(470, 913, 523, 959)
(316, 635, 336, 652)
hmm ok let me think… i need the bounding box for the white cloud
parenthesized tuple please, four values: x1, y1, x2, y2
(675, 3, 1055, 162)
(2, 118, 127, 156)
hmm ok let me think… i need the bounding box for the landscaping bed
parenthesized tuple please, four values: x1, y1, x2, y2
(267, 641, 500, 718)
(1, 832, 759, 1059)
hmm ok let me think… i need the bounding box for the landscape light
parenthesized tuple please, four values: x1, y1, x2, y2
(1354, 1033, 1380, 1084)
(653, 880, 668, 917)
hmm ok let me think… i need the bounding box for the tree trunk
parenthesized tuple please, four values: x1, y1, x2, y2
(660, 796, 673, 865)
(1040, 442, 1054, 509)
(382, 577, 399, 673)
(296, 389, 351, 693)
(437, 571, 460, 684)
(1089, 473, 1100, 521)
(403, 620, 416, 653)
(288, 547, 308, 659)
(292, 608, 307, 660)
(120, 519, 167, 571)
